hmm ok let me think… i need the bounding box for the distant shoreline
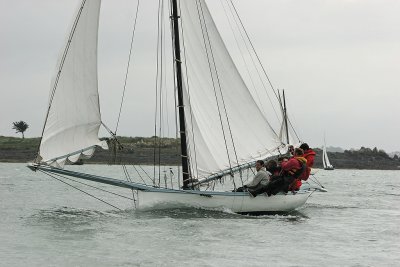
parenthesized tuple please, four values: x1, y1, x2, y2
(1, 136, 399, 170)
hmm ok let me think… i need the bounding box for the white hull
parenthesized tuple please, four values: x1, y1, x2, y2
(137, 190, 312, 213)
(29, 165, 314, 214)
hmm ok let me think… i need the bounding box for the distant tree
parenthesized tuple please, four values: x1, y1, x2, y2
(394, 154, 399, 160)
(12, 121, 29, 139)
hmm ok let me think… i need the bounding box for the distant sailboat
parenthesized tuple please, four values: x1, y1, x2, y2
(27, 0, 325, 213)
(322, 136, 334, 170)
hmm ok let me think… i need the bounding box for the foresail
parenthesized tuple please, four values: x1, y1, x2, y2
(179, 0, 282, 178)
(38, 0, 107, 167)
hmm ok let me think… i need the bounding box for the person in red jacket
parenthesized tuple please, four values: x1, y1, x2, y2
(266, 148, 307, 195)
(288, 143, 316, 191)
(282, 148, 307, 192)
(299, 143, 316, 181)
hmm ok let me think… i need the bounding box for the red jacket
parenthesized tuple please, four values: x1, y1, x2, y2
(282, 157, 307, 191)
(281, 157, 301, 171)
(302, 149, 316, 180)
(281, 157, 307, 177)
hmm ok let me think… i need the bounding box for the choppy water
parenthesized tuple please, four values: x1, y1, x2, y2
(1, 163, 399, 266)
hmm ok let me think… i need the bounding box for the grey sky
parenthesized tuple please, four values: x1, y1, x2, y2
(1, 0, 399, 152)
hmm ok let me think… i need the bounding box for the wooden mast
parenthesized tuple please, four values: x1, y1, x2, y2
(170, 0, 190, 188)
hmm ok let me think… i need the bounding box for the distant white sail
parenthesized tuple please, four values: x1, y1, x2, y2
(179, 0, 282, 177)
(322, 145, 333, 169)
(39, 0, 107, 167)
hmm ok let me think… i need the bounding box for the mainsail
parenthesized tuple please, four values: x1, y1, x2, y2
(179, 0, 283, 178)
(38, 0, 107, 167)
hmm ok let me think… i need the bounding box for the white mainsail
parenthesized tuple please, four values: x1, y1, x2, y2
(179, 0, 283, 178)
(38, 0, 107, 167)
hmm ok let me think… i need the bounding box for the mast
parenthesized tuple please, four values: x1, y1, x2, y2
(170, 0, 190, 188)
(282, 90, 290, 145)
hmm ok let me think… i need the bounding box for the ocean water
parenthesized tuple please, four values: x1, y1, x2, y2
(1, 163, 399, 267)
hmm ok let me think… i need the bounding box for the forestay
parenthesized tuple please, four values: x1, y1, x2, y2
(38, 0, 107, 167)
(179, 0, 283, 178)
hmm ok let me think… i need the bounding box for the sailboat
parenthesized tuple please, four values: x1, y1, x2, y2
(322, 137, 334, 170)
(28, 0, 324, 214)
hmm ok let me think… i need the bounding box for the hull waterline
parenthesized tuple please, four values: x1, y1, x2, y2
(137, 190, 312, 213)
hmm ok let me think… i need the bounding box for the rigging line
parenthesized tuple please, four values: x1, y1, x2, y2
(171, 4, 181, 185)
(121, 163, 138, 207)
(195, 0, 235, 178)
(157, 0, 166, 187)
(218, 2, 275, 162)
(310, 174, 324, 188)
(177, 0, 200, 179)
(115, 0, 141, 134)
(225, 0, 280, 123)
(278, 90, 301, 143)
(197, 0, 241, 186)
(138, 165, 154, 182)
(288, 117, 301, 143)
(36, 0, 87, 160)
(38, 170, 123, 211)
(199, 0, 239, 162)
(168, 0, 182, 184)
(153, 0, 163, 186)
(161, 0, 170, 139)
(122, 164, 132, 182)
(219, 0, 268, 119)
(44, 170, 135, 201)
(160, 0, 167, 185)
(132, 164, 149, 185)
(228, 0, 282, 108)
(102, 122, 118, 139)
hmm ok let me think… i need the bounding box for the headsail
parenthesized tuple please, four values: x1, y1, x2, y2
(38, 0, 107, 167)
(179, 0, 283, 178)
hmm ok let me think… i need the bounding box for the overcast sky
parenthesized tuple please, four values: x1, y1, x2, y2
(1, 0, 399, 152)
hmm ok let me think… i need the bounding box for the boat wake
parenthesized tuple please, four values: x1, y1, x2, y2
(305, 203, 359, 210)
(28, 206, 123, 225)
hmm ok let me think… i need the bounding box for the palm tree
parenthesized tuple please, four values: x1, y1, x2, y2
(12, 121, 29, 139)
